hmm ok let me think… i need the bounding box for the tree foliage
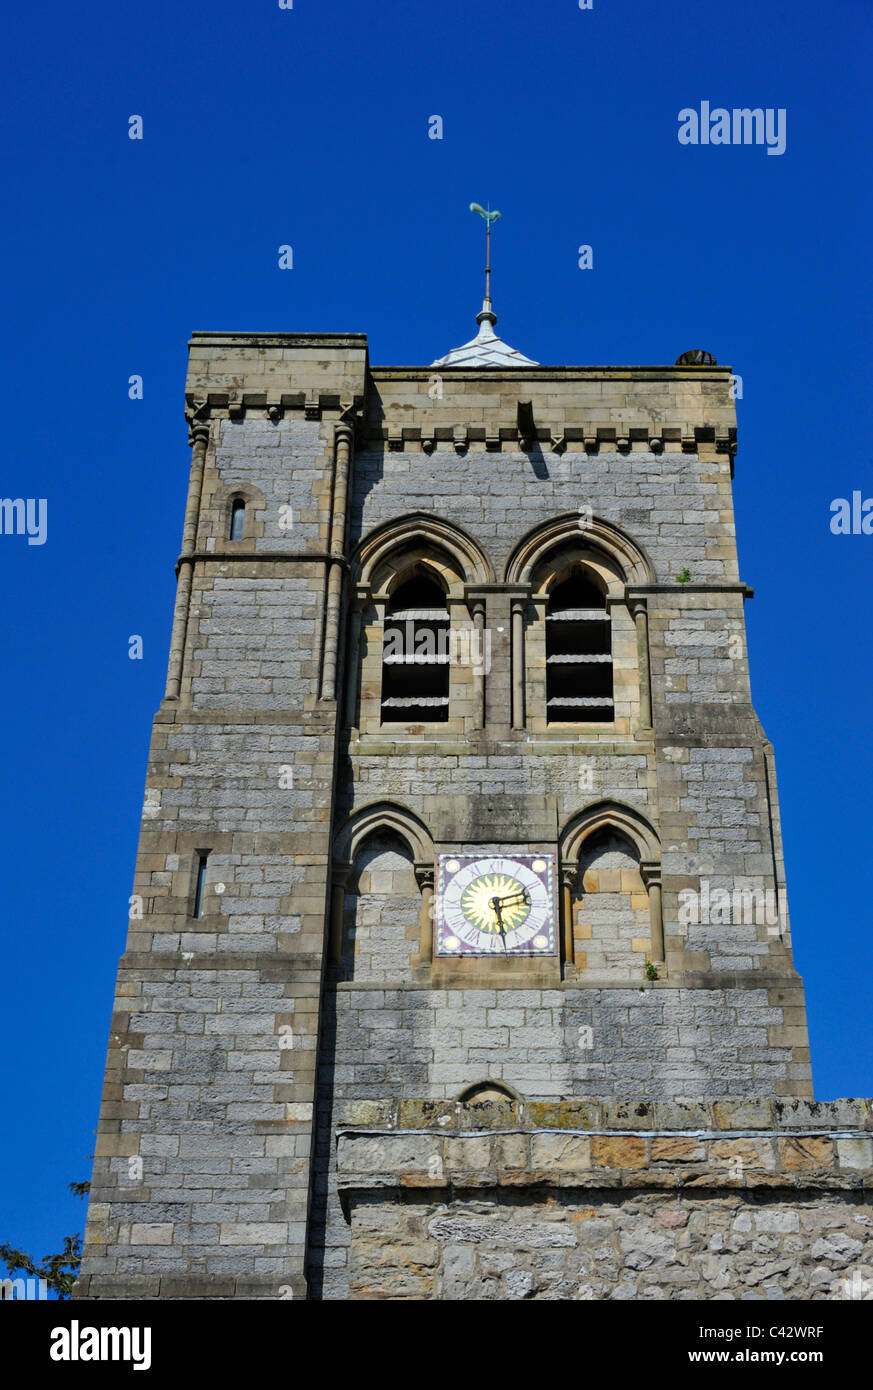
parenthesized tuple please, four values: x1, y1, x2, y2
(0, 1182, 89, 1300)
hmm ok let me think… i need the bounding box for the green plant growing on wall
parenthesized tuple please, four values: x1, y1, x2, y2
(640, 960, 661, 990)
(676, 568, 692, 584)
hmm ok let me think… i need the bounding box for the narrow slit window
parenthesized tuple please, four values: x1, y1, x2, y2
(193, 853, 208, 918)
(381, 574, 450, 723)
(546, 571, 613, 723)
(229, 498, 245, 541)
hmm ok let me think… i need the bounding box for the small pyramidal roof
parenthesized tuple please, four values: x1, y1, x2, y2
(431, 202, 538, 368)
(431, 299, 538, 368)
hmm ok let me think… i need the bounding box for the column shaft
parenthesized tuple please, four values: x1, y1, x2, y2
(633, 602, 653, 732)
(472, 602, 486, 730)
(648, 879, 664, 963)
(329, 876, 348, 966)
(561, 871, 575, 968)
(321, 424, 354, 701)
(344, 603, 363, 727)
(164, 423, 209, 703)
(417, 882, 434, 964)
(511, 601, 525, 730)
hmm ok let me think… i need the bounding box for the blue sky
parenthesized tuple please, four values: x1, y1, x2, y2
(2, 0, 871, 1272)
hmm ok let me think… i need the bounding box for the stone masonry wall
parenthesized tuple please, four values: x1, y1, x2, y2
(78, 339, 813, 1303)
(78, 359, 368, 1299)
(309, 984, 809, 1299)
(337, 1099, 873, 1301)
(351, 444, 737, 583)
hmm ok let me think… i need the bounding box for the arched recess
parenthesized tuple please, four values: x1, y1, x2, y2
(355, 513, 494, 589)
(334, 801, 435, 865)
(561, 801, 661, 865)
(336, 830, 420, 982)
(504, 513, 655, 587)
(331, 803, 436, 973)
(559, 802, 664, 973)
(347, 516, 494, 734)
(504, 515, 655, 735)
(456, 1080, 522, 1103)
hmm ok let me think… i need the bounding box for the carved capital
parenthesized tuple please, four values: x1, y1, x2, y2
(464, 584, 491, 615)
(186, 397, 211, 447)
(188, 420, 211, 448)
(640, 860, 661, 891)
(414, 862, 435, 893)
(332, 861, 353, 890)
(560, 860, 579, 892)
(353, 581, 372, 613)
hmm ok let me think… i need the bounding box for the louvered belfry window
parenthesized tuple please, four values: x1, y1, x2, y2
(380, 575, 450, 723)
(546, 571, 614, 723)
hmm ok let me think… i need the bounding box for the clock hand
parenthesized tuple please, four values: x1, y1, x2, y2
(489, 889, 531, 952)
(489, 897, 508, 953)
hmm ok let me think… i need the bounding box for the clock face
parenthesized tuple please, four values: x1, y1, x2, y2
(435, 852, 557, 957)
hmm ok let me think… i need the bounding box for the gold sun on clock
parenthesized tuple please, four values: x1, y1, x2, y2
(461, 874, 530, 933)
(435, 852, 557, 957)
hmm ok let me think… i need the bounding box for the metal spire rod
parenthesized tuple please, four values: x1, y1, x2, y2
(485, 212, 492, 302)
(470, 202, 501, 309)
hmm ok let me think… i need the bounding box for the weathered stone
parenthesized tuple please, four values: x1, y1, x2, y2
(837, 1137, 873, 1170)
(810, 1233, 864, 1264)
(777, 1137, 835, 1171)
(78, 319, 826, 1304)
(652, 1137, 705, 1163)
(620, 1227, 679, 1270)
(529, 1133, 592, 1173)
(657, 1208, 689, 1229)
(592, 1135, 648, 1169)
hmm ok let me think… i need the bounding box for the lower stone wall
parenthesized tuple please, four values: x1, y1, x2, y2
(308, 981, 811, 1297)
(335, 1099, 873, 1301)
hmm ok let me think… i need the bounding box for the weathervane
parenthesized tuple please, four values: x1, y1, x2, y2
(470, 202, 502, 314)
(431, 203, 538, 364)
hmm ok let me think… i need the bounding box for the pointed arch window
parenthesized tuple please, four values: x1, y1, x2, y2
(546, 569, 613, 722)
(380, 573, 450, 722)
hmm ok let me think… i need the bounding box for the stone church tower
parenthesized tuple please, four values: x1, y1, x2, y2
(76, 289, 873, 1303)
